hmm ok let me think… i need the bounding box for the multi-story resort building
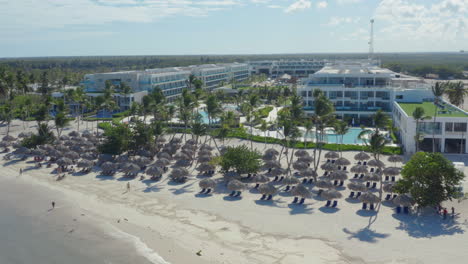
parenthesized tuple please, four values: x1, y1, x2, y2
(83, 63, 250, 105)
(249, 60, 326, 78)
(298, 60, 434, 126)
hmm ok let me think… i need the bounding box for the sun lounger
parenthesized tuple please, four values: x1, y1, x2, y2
(339, 181, 344, 187)
(292, 197, 298, 204)
(385, 194, 391, 200)
(324, 171, 328, 176)
(308, 179, 313, 184)
(302, 178, 307, 184)
(366, 182, 371, 188)
(206, 189, 212, 194)
(333, 180, 338, 186)
(327, 159, 331, 163)
(362, 203, 367, 210)
(200, 188, 206, 194)
(363, 162, 367, 166)
(260, 194, 266, 200)
(343, 166, 347, 171)
(279, 176, 284, 181)
(325, 200, 331, 207)
(358, 161, 362, 165)
(403, 206, 409, 214)
(254, 183, 259, 189)
(284, 186, 291, 192)
(273, 176, 279, 181)
(370, 204, 375, 210)
(332, 201, 338, 208)
(349, 191, 355, 198)
(370, 168, 375, 172)
(267, 195, 272, 200)
(385, 176, 389, 181)
(299, 198, 305, 205)
(234, 191, 241, 197)
(396, 206, 402, 214)
(391, 176, 395, 182)
(338, 166, 342, 170)
(331, 160, 335, 164)
(371, 182, 377, 189)
(229, 191, 236, 196)
(317, 189, 323, 196)
(392, 194, 398, 200)
(359, 174, 364, 179)
(356, 192, 361, 198)
(354, 174, 358, 178)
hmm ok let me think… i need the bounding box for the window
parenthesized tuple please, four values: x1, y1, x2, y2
(446, 122, 453, 132)
(454, 122, 467, 132)
(396, 95, 403, 99)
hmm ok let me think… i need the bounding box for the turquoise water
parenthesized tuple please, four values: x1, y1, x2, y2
(306, 128, 366, 144)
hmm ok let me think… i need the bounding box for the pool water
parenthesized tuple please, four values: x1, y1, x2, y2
(306, 128, 366, 144)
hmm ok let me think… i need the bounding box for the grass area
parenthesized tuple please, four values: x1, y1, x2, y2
(254, 106, 274, 119)
(398, 102, 468, 117)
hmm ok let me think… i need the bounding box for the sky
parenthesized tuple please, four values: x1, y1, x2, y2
(0, 0, 467, 57)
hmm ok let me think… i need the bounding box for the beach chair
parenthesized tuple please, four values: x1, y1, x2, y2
(332, 201, 338, 208)
(273, 176, 279, 182)
(333, 180, 338, 186)
(254, 183, 260, 189)
(356, 192, 362, 198)
(292, 197, 298, 204)
(363, 161, 367, 166)
(392, 194, 398, 200)
(339, 181, 344, 187)
(260, 194, 266, 200)
(370, 168, 375, 172)
(206, 189, 212, 194)
(338, 166, 342, 170)
(358, 161, 362, 165)
(385, 176, 389, 181)
(343, 166, 347, 171)
(354, 174, 358, 179)
(391, 176, 396, 182)
(349, 192, 355, 198)
(371, 182, 377, 189)
(366, 182, 371, 188)
(396, 206, 402, 214)
(403, 207, 409, 214)
(317, 189, 323, 196)
(362, 203, 367, 210)
(229, 191, 236, 196)
(327, 159, 331, 163)
(284, 186, 291, 192)
(325, 200, 331, 207)
(359, 174, 364, 179)
(324, 171, 328, 176)
(331, 160, 336, 164)
(308, 179, 313, 184)
(370, 204, 375, 210)
(267, 195, 273, 200)
(298, 198, 305, 205)
(302, 178, 307, 184)
(385, 194, 391, 200)
(279, 176, 284, 181)
(200, 188, 206, 194)
(234, 191, 241, 197)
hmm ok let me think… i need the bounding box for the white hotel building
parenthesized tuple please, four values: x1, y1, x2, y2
(298, 60, 434, 126)
(249, 60, 326, 78)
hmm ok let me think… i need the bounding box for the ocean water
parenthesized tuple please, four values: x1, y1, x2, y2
(0, 176, 165, 264)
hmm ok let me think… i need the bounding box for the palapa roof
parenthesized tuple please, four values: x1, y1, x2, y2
(320, 162, 337, 172)
(322, 189, 343, 200)
(146, 165, 164, 176)
(291, 184, 311, 198)
(282, 176, 300, 185)
(293, 161, 308, 171)
(264, 148, 279, 156)
(264, 160, 281, 169)
(298, 155, 313, 163)
(199, 178, 216, 189)
(334, 157, 350, 166)
(258, 184, 278, 195)
(101, 161, 117, 171)
(315, 180, 333, 189)
(294, 150, 309, 157)
(347, 182, 368, 192)
(300, 168, 317, 177)
(367, 159, 385, 168)
(78, 160, 93, 168)
(227, 179, 246, 191)
(393, 194, 415, 206)
(383, 167, 400, 176)
(324, 151, 339, 159)
(354, 152, 370, 161)
(329, 170, 348, 181)
(363, 173, 381, 182)
(252, 174, 270, 183)
(197, 163, 215, 172)
(359, 192, 380, 204)
(350, 165, 368, 174)
(57, 157, 73, 166)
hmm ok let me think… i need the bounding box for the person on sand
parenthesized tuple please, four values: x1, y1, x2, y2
(443, 208, 448, 220)
(19, 168, 22, 176)
(51, 201, 55, 209)
(452, 207, 455, 218)
(126, 182, 130, 192)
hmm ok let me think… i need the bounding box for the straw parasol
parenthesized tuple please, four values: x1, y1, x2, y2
(81, 130, 93, 138)
(170, 137, 182, 144)
(137, 149, 153, 158)
(322, 189, 343, 200)
(199, 178, 216, 189)
(185, 139, 196, 145)
(55, 144, 69, 152)
(2, 135, 16, 142)
(388, 155, 404, 164)
(134, 157, 151, 167)
(57, 157, 73, 166)
(291, 184, 311, 198)
(0, 141, 9, 148)
(174, 159, 191, 167)
(227, 180, 246, 191)
(264, 148, 279, 156)
(350, 165, 368, 174)
(197, 163, 215, 172)
(283, 176, 300, 185)
(77, 160, 93, 169)
(48, 149, 62, 159)
(59, 135, 70, 141)
(383, 183, 395, 193)
(224, 171, 241, 181)
(383, 167, 400, 176)
(70, 145, 83, 152)
(155, 158, 170, 167)
(98, 154, 113, 163)
(156, 137, 166, 144)
(198, 149, 212, 156)
(347, 182, 368, 192)
(258, 184, 278, 195)
(65, 151, 80, 160)
(264, 160, 281, 169)
(300, 168, 318, 178)
(122, 163, 141, 174)
(363, 173, 381, 182)
(174, 152, 191, 161)
(359, 192, 381, 204)
(262, 153, 276, 161)
(31, 149, 46, 157)
(368, 159, 385, 168)
(393, 194, 415, 206)
(14, 147, 30, 155)
(329, 170, 348, 181)
(334, 157, 351, 166)
(115, 155, 130, 163)
(293, 161, 308, 171)
(321, 162, 337, 172)
(294, 150, 309, 157)
(298, 155, 313, 163)
(269, 167, 287, 176)
(101, 161, 117, 172)
(146, 165, 164, 176)
(324, 151, 339, 159)
(18, 132, 32, 138)
(315, 180, 333, 189)
(170, 167, 189, 181)
(252, 174, 270, 184)
(197, 155, 212, 163)
(157, 152, 172, 160)
(199, 144, 214, 151)
(354, 152, 370, 161)
(68, 131, 80, 137)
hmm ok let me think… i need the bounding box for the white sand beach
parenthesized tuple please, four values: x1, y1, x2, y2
(1, 119, 468, 264)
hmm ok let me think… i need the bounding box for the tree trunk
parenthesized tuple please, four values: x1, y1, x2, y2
(432, 104, 438, 153)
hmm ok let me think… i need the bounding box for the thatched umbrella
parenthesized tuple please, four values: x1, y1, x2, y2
(264, 160, 281, 169)
(182, 147, 196, 156)
(70, 145, 83, 152)
(122, 163, 141, 174)
(81, 130, 93, 138)
(197, 155, 212, 163)
(18, 132, 32, 138)
(383, 183, 395, 193)
(252, 174, 270, 188)
(115, 155, 129, 163)
(262, 153, 276, 161)
(197, 163, 215, 172)
(146, 165, 164, 177)
(56, 144, 69, 152)
(138, 149, 153, 158)
(81, 141, 95, 148)
(174, 152, 191, 161)
(134, 157, 151, 167)
(383, 167, 400, 176)
(199, 144, 214, 151)
(315, 180, 333, 189)
(155, 158, 170, 167)
(324, 151, 339, 159)
(0, 141, 10, 148)
(185, 139, 196, 145)
(2, 135, 16, 142)
(78, 160, 93, 169)
(363, 173, 381, 182)
(269, 167, 287, 181)
(31, 149, 46, 157)
(227, 179, 246, 196)
(199, 178, 216, 193)
(300, 168, 317, 178)
(293, 161, 308, 171)
(170, 168, 190, 182)
(57, 157, 73, 167)
(156, 137, 166, 144)
(170, 137, 182, 144)
(329, 170, 348, 181)
(174, 159, 191, 167)
(48, 149, 62, 159)
(393, 194, 415, 206)
(294, 150, 309, 157)
(350, 165, 368, 174)
(322, 189, 343, 201)
(258, 184, 278, 200)
(59, 135, 70, 140)
(283, 176, 300, 185)
(224, 171, 241, 181)
(347, 182, 368, 192)
(264, 148, 279, 156)
(98, 154, 113, 163)
(162, 146, 178, 155)
(291, 184, 311, 203)
(68, 131, 79, 137)
(63, 140, 74, 147)
(298, 155, 313, 163)
(65, 151, 80, 160)
(320, 162, 337, 172)
(388, 155, 404, 164)
(368, 159, 385, 168)
(14, 147, 30, 155)
(157, 152, 171, 160)
(198, 149, 212, 156)
(334, 157, 351, 166)
(359, 192, 381, 204)
(354, 152, 370, 161)
(101, 162, 117, 174)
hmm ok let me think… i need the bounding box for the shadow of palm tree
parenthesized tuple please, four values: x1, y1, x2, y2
(342, 227, 390, 243)
(393, 213, 465, 238)
(288, 203, 314, 215)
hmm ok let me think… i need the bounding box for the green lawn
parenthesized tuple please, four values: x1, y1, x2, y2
(398, 102, 468, 118)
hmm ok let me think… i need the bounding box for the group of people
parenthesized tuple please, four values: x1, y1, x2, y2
(436, 205, 456, 219)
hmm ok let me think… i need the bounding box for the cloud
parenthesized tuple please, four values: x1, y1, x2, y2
(325, 16, 361, 26)
(336, 0, 362, 4)
(284, 0, 312, 13)
(317, 1, 328, 9)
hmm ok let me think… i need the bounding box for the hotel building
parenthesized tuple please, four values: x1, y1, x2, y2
(249, 60, 326, 78)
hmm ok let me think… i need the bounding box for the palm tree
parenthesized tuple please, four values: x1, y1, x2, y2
(119, 82, 133, 111)
(0, 102, 13, 136)
(412, 106, 430, 152)
(283, 119, 301, 175)
(54, 112, 69, 137)
(259, 120, 269, 148)
(333, 120, 349, 157)
(303, 119, 313, 149)
(445, 81, 467, 108)
(205, 94, 222, 151)
(368, 132, 389, 201)
(431, 82, 447, 152)
(372, 109, 390, 135)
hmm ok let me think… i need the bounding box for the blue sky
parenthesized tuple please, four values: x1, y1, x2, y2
(0, 0, 467, 57)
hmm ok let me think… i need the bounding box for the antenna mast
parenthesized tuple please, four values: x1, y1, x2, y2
(369, 19, 374, 61)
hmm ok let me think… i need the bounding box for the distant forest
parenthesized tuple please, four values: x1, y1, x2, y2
(0, 52, 467, 85)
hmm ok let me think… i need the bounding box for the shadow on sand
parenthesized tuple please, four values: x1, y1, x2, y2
(288, 203, 313, 215)
(393, 213, 465, 238)
(319, 206, 340, 214)
(342, 227, 390, 243)
(195, 192, 213, 198)
(223, 196, 242, 201)
(356, 209, 378, 217)
(254, 199, 284, 208)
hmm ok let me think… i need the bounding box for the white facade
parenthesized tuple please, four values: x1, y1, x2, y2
(249, 60, 326, 78)
(393, 101, 468, 154)
(298, 60, 434, 125)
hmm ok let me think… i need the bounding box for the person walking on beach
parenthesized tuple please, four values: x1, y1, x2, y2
(19, 168, 22, 176)
(126, 182, 130, 192)
(452, 207, 455, 218)
(443, 208, 448, 219)
(51, 201, 55, 210)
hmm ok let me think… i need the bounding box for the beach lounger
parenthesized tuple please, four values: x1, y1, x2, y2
(333, 180, 338, 186)
(362, 203, 367, 210)
(403, 206, 409, 214)
(200, 188, 206, 194)
(284, 186, 291, 192)
(267, 195, 272, 200)
(332, 201, 338, 208)
(308, 179, 313, 184)
(370, 204, 375, 210)
(338, 166, 342, 170)
(317, 189, 323, 196)
(299, 198, 305, 205)
(254, 183, 260, 189)
(229, 191, 236, 196)
(359, 174, 364, 179)
(325, 200, 331, 207)
(324, 171, 328, 176)
(371, 182, 377, 189)
(343, 166, 347, 171)
(358, 161, 362, 165)
(349, 192, 355, 198)
(392, 194, 398, 200)
(327, 159, 331, 163)
(273, 176, 279, 182)
(302, 178, 307, 184)
(206, 189, 211, 194)
(234, 191, 241, 197)
(260, 194, 266, 200)
(370, 168, 375, 172)
(279, 176, 284, 181)
(339, 181, 344, 187)
(356, 192, 361, 198)
(332, 160, 335, 164)
(292, 197, 298, 204)
(354, 174, 358, 178)
(385, 176, 389, 181)
(396, 206, 402, 214)
(363, 162, 367, 166)
(366, 182, 371, 188)
(385, 194, 391, 200)
(391, 176, 395, 182)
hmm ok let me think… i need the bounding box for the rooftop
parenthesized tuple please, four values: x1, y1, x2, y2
(398, 102, 468, 118)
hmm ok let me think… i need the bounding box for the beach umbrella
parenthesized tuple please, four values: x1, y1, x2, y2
(0, 141, 9, 148)
(300, 168, 317, 178)
(293, 161, 308, 171)
(197, 155, 212, 163)
(197, 163, 215, 172)
(324, 151, 339, 159)
(258, 184, 278, 195)
(2, 135, 16, 142)
(101, 162, 117, 172)
(134, 157, 151, 167)
(291, 184, 311, 198)
(388, 155, 404, 164)
(363, 173, 381, 182)
(68, 131, 80, 137)
(347, 182, 368, 192)
(262, 153, 276, 161)
(81, 152, 95, 160)
(115, 155, 129, 163)
(354, 152, 370, 161)
(174, 152, 191, 161)
(199, 144, 214, 151)
(269, 167, 287, 177)
(38, 144, 53, 152)
(329, 170, 348, 181)
(198, 149, 212, 156)
(298, 155, 313, 163)
(252, 174, 270, 184)
(174, 159, 191, 167)
(264, 148, 279, 156)
(56, 144, 69, 152)
(12, 142, 22, 148)
(283, 176, 300, 185)
(315, 180, 333, 189)
(70, 145, 83, 152)
(146, 165, 164, 176)
(157, 152, 171, 160)
(31, 149, 46, 157)
(185, 139, 196, 145)
(123, 163, 141, 174)
(57, 157, 73, 166)
(18, 132, 32, 138)
(81, 141, 95, 148)
(13, 147, 30, 155)
(170, 137, 182, 144)
(322, 189, 343, 201)
(137, 149, 153, 158)
(294, 150, 309, 157)
(59, 135, 70, 140)
(350, 165, 368, 174)
(64, 140, 74, 146)
(182, 146, 197, 154)
(156, 137, 166, 144)
(393, 194, 415, 206)
(368, 159, 385, 168)
(383, 183, 395, 193)
(227, 180, 247, 191)
(334, 157, 351, 166)
(77, 160, 93, 169)
(65, 151, 80, 160)
(155, 158, 170, 167)
(359, 192, 381, 204)
(170, 167, 189, 178)
(199, 178, 216, 189)
(383, 167, 400, 176)
(224, 171, 241, 181)
(48, 149, 62, 158)
(264, 160, 281, 169)
(162, 145, 178, 155)
(98, 154, 113, 163)
(81, 130, 93, 138)
(320, 162, 337, 172)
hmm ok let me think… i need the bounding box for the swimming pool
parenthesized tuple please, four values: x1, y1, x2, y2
(305, 128, 366, 144)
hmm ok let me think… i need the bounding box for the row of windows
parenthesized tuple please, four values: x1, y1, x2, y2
(446, 122, 468, 132)
(301, 90, 391, 100)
